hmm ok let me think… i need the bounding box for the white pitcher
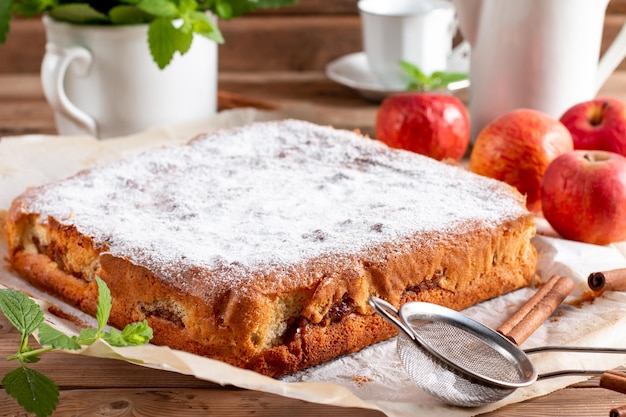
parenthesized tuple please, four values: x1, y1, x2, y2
(453, 0, 626, 139)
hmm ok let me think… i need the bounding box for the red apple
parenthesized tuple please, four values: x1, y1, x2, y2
(375, 92, 470, 161)
(469, 108, 573, 213)
(541, 150, 626, 245)
(559, 97, 626, 155)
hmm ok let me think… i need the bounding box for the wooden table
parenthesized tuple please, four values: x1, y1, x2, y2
(2, 72, 626, 417)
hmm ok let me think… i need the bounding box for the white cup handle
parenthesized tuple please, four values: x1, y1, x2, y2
(596, 21, 626, 93)
(448, 40, 471, 73)
(41, 43, 98, 137)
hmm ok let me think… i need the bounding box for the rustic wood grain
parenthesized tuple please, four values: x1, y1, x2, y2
(3, 2, 626, 74)
(2, 304, 626, 417)
(0, 72, 378, 138)
(2, 71, 626, 415)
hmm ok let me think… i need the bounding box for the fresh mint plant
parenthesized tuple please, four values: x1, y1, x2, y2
(0, 0, 297, 69)
(0, 277, 153, 417)
(400, 60, 468, 91)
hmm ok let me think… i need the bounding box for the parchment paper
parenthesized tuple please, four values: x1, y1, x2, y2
(2, 108, 626, 417)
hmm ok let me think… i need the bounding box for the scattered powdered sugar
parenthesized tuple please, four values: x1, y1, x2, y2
(21, 120, 527, 296)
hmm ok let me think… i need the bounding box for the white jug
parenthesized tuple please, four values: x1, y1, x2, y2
(454, 0, 626, 139)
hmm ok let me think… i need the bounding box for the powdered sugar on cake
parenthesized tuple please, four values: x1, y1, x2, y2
(21, 120, 528, 294)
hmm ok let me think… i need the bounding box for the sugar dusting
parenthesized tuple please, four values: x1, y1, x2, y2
(21, 120, 527, 296)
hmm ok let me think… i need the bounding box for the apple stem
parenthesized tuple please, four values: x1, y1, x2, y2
(588, 102, 608, 126)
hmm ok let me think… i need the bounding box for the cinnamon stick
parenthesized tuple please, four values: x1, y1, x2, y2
(588, 268, 626, 292)
(601, 370, 626, 395)
(610, 405, 626, 417)
(497, 274, 574, 345)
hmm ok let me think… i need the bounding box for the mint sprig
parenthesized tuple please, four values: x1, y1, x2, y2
(0, 277, 153, 417)
(400, 60, 468, 91)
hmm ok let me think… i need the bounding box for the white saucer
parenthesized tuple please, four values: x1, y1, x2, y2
(325, 51, 470, 102)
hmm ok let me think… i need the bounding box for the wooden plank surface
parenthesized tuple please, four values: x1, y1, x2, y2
(2, 305, 626, 417)
(2, 72, 626, 416)
(2, 1, 626, 74)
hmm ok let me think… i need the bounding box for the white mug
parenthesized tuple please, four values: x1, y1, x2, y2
(358, 0, 458, 90)
(454, 0, 626, 139)
(41, 16, 218, 139)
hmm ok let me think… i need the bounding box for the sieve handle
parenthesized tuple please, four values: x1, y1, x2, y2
(368, 296, 416, 341)
(538, 369, 626, 394)
(525, 346, 626, 355)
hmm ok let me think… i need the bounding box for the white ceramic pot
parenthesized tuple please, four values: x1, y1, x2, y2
(41, 16, 218, 139)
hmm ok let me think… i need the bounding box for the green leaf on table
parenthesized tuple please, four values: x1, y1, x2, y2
(2, 365, 59, 417)
(104, 321, 153, 347)
(95, 277, 112, 332)
(38, 323, 81, 350)
(137, 0, 179, 18)
(0, 289, 44, 337)
(47, 3, 111, 24)
(120, 319, 153, 345)
(103, 328, 128, 346)
(75, 327, 99, 345)
(109, 5, 155, 24)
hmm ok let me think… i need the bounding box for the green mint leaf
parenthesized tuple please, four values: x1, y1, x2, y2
(148, 17, 193, 69)
(256, 0, 297, 9)
(179, 0, 199, 14)
(47, 3, 111, 24)
(109, 5, 155, 24)
(137, 0, 179, 18)
(104, 320, 152, 347)
(76, 327, 99, 345)
(214, 0, 234, 19)
(0, 0, 12, 43)
(38, 323, 81, 350)
(0, 289, 44, 338)
(401, 61, 468, 91)
(95, 277, 112, 333)
(3, 365, 59, 417)
(429, 71, 468, 89)
(11, 0, 53, 18)
(148, 17, 177, 68)
(175, 28, 194, 54)
(121, 319, 153, 345)
(400, 60, 428, 84)
(190, 11, 223, 43)
(103, 328, 128, 347)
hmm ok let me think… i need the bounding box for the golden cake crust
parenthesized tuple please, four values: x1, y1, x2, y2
(6, 119, 537, 377)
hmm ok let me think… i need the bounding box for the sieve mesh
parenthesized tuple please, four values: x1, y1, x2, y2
(397, 333, 514, 407)
(368, 297, 536, 407)
(406, 319, 525, 384)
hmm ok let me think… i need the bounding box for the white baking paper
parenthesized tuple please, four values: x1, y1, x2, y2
(1, 108, 626, 417)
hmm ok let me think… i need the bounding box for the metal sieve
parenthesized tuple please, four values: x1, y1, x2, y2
(369, 296, 626, 407)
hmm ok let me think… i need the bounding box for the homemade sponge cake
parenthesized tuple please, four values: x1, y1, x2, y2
(6, 119, 537, 377)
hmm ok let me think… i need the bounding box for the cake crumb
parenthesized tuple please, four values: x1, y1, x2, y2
(352, 375, 374, 387)
(567, 289, 601, 308)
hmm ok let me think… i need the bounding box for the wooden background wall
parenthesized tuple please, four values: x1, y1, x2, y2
(1, 0, 626, 74)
